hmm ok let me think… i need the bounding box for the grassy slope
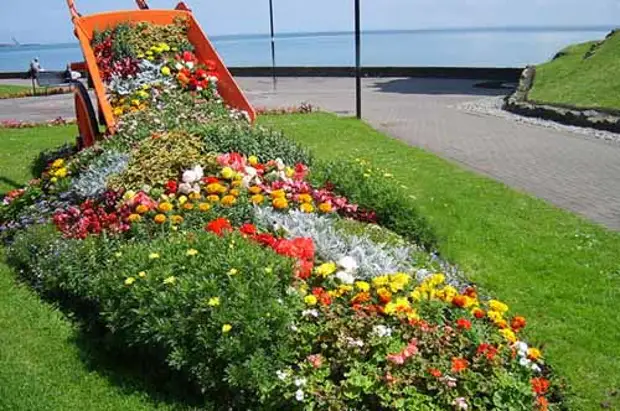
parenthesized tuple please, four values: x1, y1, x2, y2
(529, 30, 620, 111)
(0, 126, 188, 411)
(260, 113, 620, 410)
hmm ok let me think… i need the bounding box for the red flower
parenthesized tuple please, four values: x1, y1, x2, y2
(165, 180, 178, 194)
(472, 308, 485, 319)
(204, 60, 217, 71)
(203, 176, 220, 185)
(295, 260, 313, 280)
(477, 343, 498, 361)
(464, 286, 478, 299)
(181, 51, 195, 62)
(428, 368, 442, 378)
(205, 218, 233, 236)
(531, 377, 550, 396)
(456, 318, 472, 330)
(451, 357, 469, 373)
(511, 316, 527, 331)
(239, 223, 257, 236)
(254, 233, 278, 248)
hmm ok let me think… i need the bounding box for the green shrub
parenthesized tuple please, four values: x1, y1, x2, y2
(109, 131, 215, 189)
(30, 142, 77, 178)
(192, 121, 313, 166)
(7, 227, 301, 409)
(311, 160, 437, 250)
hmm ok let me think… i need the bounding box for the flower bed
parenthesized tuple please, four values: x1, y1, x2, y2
(0, 19, 563, 410)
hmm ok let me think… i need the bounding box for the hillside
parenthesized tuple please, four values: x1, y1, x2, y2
(528, 30, 620, 111)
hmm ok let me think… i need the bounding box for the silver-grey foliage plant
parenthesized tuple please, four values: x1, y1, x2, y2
(70, 151, 130, 199)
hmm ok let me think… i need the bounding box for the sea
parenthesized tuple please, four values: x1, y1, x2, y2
(0, 27, 614, 72)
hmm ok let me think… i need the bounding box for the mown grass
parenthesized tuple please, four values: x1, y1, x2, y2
(529, 30, 620, 111)
(260, 113, 620, 410)
(0, 126, 191, 411)
(0, 84, 31, 98)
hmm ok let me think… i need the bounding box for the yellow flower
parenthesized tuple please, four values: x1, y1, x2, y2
(298, 194, 313, 203)
(138, 271, 147, 278)
(270, 189, 286, 199)
(158, 202, 173, 213)
(154, 214, 167, 224)
(178, 195, 188, 205)
(249, 186, 262, 194)
(300, 203, 314, 213)
(428, 274, 446, 287)
(186, 249, 199, 256)
(372, 275, 389, 288)
(128, 213, 141, 223)
(489, 300, 509, 314)
(251, 194, 265, 204)
(273, 197, 288, 209)
(149, 253, 160, 259)
(55, 168, 68, 178)
(436, 285, 458, 303)
(113, 107, 124, 116)
(285, 167, 295, 178)
(338, 285, 354, 294)
(123, 190, 136, 201)
(528, 347, 542, 360)
(228, 268, 239, 276)
(221, 195, 237, 207)
(487, 310, 504, 323)
(182, 203, 194, 211)
(315, 262, 337, 277)
(304, 295, 318, 306)
(229, 188, 240, 197)
(161, 66, 171, 76)
(50, 177, 58, 183)
(198, 202, 211, 212)
(410, 288, 423, 301)
(189, 192, 202, 201)
(52, 159, 65, 168)
(231, 180, 242, 188)
(135, 204, 149, 214)
(207, 194, 220, 203)
(384, 297, 411, 316)
(318, 202, 333, 213)
(355, 281, 370, 292)
(124, 277, 136, 286)
(206, 183, 224, 194)
(171, 215, 184, 225)
(248, 155, 259, 166)
(221, 167, 235, 180)
(499, 328, 517, 343)
(389, 273, 410, 292)
(163, 276, 176, 285)
(131, 99, 140, 107)
(208, 297, 220, 307)
(222, 324, 232, 333)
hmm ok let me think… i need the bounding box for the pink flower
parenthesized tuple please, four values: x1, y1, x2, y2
(217, 152, 246, 172)
(387, 353, 406, 365)
(307, 354, 323, 368)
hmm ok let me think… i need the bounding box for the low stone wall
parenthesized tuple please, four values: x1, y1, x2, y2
(503, 66, 620, 133)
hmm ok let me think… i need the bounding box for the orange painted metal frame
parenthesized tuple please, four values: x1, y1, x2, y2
(66, 0, 256, 138)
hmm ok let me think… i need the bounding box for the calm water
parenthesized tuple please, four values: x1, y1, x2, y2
(0, 28, 613, 72)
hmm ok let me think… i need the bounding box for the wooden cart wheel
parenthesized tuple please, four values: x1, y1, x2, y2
(73, 82, 100, 149)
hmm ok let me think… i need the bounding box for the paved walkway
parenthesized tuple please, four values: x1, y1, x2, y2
(1, 77, 619, 230)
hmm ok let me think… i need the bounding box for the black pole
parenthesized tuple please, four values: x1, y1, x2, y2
(269, 0, 277, 89)
(354, 0, 361, 119)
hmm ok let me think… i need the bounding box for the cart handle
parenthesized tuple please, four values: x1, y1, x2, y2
(66, 0, 150, 20)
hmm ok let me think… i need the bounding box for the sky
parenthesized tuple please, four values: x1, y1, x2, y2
(1, 0, 619, 44)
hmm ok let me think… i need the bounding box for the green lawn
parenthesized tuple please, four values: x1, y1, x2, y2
(0, 84, 31, 98)
(0, 126, 191, 411)
(529, 30, 620, 111)
(260, 113, 620, 410)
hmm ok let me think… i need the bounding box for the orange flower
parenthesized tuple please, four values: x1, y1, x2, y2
(183, 203, 195, 210)
(510, 316, 527, 331)
(428, 368, 442, 378)
(451, 357, 468, 373)
(249, 186, 262, 194)
(135, 204, 149, 214)
(528, 347, 542, 361)
(377, 287, 392, 304)
(318, 202, 333, 213)
(351, 292, 371, 305)
(221, 195, 237, 207)
(127, 213, 141, 223)
(472, 308, 485, 319)
(531, 377, 550, 396)
(198, 202, 211, 212)
(452, 295, 469, 308)
(456, 318, 472, 330)
(536, 396, 549, 411)
(171, 215, 184, 225)
(154, 214, 167, 224)
(251, 194, 265, 204)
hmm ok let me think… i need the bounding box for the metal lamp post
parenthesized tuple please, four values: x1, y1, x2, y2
(354, 0, 361, 119)
(269, 0, 277, 89)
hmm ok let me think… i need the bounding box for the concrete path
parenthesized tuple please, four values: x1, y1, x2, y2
(1, 77, 619, 230)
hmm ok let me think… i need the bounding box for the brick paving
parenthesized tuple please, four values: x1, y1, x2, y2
(1, 77, 619, 229)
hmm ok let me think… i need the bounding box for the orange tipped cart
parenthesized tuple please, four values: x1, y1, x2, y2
(66, 0, 255, 148)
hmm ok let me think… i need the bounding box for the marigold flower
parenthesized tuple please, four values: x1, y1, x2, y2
(355, 281, 370, 292)
(428, 273, 445, 286)
(511, 315, 527, 331)
(531, 377, 550, 395)
(456, 318, 472, 330)
(52, 158, 65, 168)
(158, 202, 173, 213)
(270, 189, 286, 199)
(315, 262, 337, 277)
(208, 297, 220, 307)
(489, 299, 509, 314)
(182, 203, 194, 210)
(373, 275, 389, 288)
(222, 324, 232, 333)
(298, 194, 313, 203)
(304, 295, 318, 306)
(537, 396, 549, 411)
(499, 328, 517, 343)
(428, 368, 442, 378)
(472, 308, 485, 319)
(528, 347, 542, 361)
(135, 204, 149, 214)
(127, 213, 141, 223)
(300, 203, 314, 213)
(154, 214, 167, 224)
(186, 249, 199, 256)
(188, 192, 202, 201)
(171, 215, 184, 225)
(377, 287, 392, 304)
(207, 194, 220, 203)
(249, 185, 262, 194)
(351, 292, 371, 305)
(198, 202, 211, 212)
(250, 194, 264, 204)
(451, 357, 469, 373)
(163, 276, 176, 285)
(229, 188, 240, 197)
(221, 167, 235, 180)
(221, 195, 237, 207)
(206, 183, 224, 194)
(452, 295, 472, 308)
(248, 155, 259, 166)
(273, 197, 289, 209)
(124, 277, 136, 286)
(318, 202, 333, 213)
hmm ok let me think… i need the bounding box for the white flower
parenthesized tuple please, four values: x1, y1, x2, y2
(174, 62, 183, 70)
(290, 324, 299, 332)
(338, 256, 358, 272)
(275, 158, 285, 171)
(182, 165, 204, 183)
(452, 397, 468, 410)
(372, 325, 392, 338)
(335, 270, 355, 284)
(186, 61, 194, 69)
(276, 370, 288, 381)
(178, 182, 200, 194)
(295, 388, 304, 402)
(294, 377, 307, 387)
(346, 337, 364, 348)
(515, 341, 528, 355)
(519, 357, 531, 367)
(302, 309, 319, 318)
(531, 364, 542, 373)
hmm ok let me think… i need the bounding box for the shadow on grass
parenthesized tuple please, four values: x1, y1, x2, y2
(0, 176, 24, 196)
